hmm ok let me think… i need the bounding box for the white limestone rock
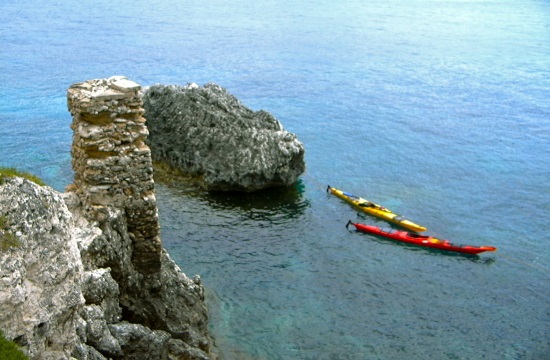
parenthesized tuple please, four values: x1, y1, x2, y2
(0, 177, 84, 359)
(0, 177, 214, 359)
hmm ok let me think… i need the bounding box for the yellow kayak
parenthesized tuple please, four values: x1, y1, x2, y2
(327, 185, 427, 232)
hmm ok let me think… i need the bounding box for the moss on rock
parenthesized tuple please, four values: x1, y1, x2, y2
(0, 215, 20, 251)
(0, 331, 28, 360)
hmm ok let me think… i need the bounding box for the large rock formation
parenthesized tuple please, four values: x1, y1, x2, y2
(142, 83, 305, 192)
(0, 77, 216, 360)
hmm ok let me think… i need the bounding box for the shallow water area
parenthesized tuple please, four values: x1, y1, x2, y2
(156, 177, 549, 359)
(1, 0, 549, 359)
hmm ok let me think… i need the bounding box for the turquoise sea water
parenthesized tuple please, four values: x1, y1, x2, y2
(1, 1, 549, 359)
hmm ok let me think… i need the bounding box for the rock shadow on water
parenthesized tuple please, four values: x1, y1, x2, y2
(205, 179, 309, 215)
(154, 163, 310, 222)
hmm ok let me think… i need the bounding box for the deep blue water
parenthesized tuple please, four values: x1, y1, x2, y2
(1, 1, 549, 359)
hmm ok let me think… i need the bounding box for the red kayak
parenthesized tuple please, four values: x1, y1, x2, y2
(346, 221, 497, 255)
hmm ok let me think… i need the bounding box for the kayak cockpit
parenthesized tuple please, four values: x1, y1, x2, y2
(407, 233, 430, 239)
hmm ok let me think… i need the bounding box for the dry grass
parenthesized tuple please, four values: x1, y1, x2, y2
(0, 167, 45, 186)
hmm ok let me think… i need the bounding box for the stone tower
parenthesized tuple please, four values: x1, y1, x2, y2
(67, 76, 161, 273)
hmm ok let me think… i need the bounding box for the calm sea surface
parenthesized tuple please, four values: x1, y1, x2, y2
(1, 1, 549, 359)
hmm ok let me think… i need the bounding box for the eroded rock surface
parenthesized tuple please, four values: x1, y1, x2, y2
(143, 83, 305, 191)
(0, 177, 83, 360)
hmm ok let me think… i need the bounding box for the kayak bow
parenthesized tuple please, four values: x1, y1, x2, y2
(327, 185, 427, 232)
(347, 221, 497, 255)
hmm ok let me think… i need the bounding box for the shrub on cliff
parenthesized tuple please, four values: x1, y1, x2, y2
(0, 167, 45, 186)
(0, 331, 28, 360)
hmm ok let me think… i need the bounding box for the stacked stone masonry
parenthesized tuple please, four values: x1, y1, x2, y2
(68, 76, 161, 274)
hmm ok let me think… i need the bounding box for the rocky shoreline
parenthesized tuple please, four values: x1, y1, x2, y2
(0, 77, 218, 360)
(0, 76, 306, 359)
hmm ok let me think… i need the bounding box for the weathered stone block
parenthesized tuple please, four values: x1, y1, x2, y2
(143, 82, 306, 191)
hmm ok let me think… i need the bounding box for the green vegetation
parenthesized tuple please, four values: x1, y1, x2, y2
(0, 331, 28, 360)
(0, 215, 20, 251)
(0, 167, 45, 186)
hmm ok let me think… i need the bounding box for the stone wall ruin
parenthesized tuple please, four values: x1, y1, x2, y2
(67, 76, 161, 274)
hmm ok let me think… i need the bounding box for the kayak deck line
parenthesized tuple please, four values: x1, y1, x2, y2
(327, 185, 427, 232)
(346, 220, 497, 255)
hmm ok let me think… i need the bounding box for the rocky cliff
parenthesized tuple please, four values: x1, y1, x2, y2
(142, 83, 305, 192)
(0, 77, 216, 360)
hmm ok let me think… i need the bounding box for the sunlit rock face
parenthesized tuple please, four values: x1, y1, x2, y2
(0, 177, 84, 360)
(143, 83, 306, 192)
